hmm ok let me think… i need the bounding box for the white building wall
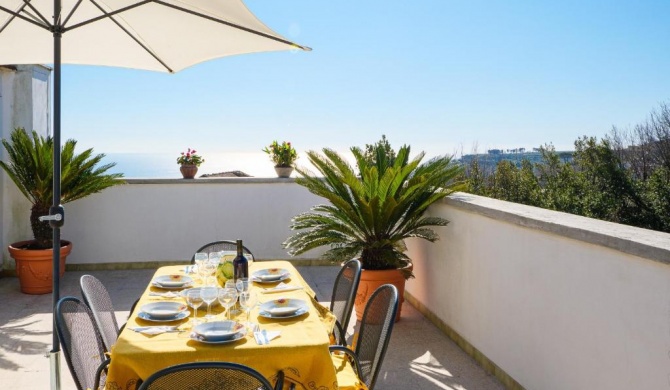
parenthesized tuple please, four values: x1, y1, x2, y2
(0, 65, 51, 268)
(406, 193, 670, 390)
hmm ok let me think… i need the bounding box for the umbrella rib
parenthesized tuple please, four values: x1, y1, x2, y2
(62, 0, 85, 28)
(153, 0, 312, 51)
(63, 0, 152, 31)
(0, 3, 51, 33)
(21, 0, 51, 27)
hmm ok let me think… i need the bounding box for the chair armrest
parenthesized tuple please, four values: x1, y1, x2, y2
(275, 369, 284, 390)
(329, 345, 363, 380)
(95, 357, 111, 390)
(333, 319, 347, 346)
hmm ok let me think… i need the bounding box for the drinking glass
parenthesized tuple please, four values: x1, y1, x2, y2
(185, 289, 204, 327)
(238, 291, 257, 323)
(217, 288, 238, 320)
(200, 286, 218, 320)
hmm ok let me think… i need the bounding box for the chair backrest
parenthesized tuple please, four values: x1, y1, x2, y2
(55, 296, 108, 390)
(330, 259, 361, 345)
(354, 284, 399, 390)
(80, 274, 120, 352)
(138, 361, 275, 390)
(190, 240, 255, 264)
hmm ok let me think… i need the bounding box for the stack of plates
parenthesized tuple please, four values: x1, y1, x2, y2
(151, 275, 194, 289)
(259, 298, 308, 319)
(190, 320, 246, 344)
(251, 268, 290, 283)
(138, 302, 189, 322)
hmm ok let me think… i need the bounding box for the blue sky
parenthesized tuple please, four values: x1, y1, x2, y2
(61, 0, 670, 159)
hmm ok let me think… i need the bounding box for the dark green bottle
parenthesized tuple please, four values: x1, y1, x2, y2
(233, 239, 248, 281)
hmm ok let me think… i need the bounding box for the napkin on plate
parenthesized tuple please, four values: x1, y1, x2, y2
(129, 326, 180, 335)
(260, 282, 303, 294)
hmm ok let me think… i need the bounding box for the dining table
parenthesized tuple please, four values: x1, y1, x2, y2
(105, 260, 366, 390)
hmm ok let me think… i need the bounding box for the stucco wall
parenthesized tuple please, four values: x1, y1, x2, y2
(58, 178, 329, 264)
(405, 193, 670, 390)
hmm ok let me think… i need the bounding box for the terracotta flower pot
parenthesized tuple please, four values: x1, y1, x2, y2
(8, 240, 73, 295)
(354, 264, 411, 323)
(274, 166, 294, 178)
(180, 164, 198, 179)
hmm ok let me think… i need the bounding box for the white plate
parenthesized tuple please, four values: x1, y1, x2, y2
(192, 320, 245, 342)
(137, 310, 190, 322)
(259, 298, 308, 319)
(151, 281, 194, 290)
(251, 268, 290, 283)
(140, 302, 188, 319)
(190, 329, 247, 344)
(153, 274, 194, 288)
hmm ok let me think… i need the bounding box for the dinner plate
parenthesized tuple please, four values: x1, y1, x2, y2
(251, 268, 291, 283)
(151, 281, 194, 290)
(140, 302, 188, 319)
(153, 274, 194, 288)
(137, 310, 190, 322)
(192, 320, 245, 342)
(259, 298, 308, 319)
(190, 329, 247, 344)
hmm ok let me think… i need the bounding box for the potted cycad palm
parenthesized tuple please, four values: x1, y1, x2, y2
(1, 128, 123, 294)
(284, 136, 463, 320)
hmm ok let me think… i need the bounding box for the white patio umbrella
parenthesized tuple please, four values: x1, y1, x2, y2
(0, 1, 309, 388)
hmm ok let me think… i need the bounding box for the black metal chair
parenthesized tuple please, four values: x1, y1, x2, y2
(137, 362, 284, 390)
(329, 284, 398, 390)
(190, 240, 255, 264)
(55, 296, 110, 390)
(330, 259, 361, 345)
(80, 274, 138, 352)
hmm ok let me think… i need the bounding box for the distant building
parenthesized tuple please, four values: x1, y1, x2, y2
(459, 148, 573, 172)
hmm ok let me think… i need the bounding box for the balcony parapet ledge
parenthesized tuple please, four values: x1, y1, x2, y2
(122, 177, 296, 184)
(445, 192, 670, 266)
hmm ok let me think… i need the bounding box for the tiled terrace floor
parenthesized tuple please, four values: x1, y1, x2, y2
(1, 266, 504, 390)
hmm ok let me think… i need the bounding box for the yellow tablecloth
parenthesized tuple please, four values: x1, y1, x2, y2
(105, 261, 366, 390)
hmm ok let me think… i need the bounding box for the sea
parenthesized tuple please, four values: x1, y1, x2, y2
(102, 152, 283, 179)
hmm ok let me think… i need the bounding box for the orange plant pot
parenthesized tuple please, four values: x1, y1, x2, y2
(8, 240, 72, 295)
(354, 264, 411, 323)
(180, 164, 198, 179)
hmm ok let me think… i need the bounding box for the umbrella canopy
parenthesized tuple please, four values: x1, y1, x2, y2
(0, 0, 309, 72)
(0, 1, 308, 388)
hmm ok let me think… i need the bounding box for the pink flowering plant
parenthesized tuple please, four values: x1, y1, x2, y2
(263, 140, 298, 167)
(176, 148, 204, 167)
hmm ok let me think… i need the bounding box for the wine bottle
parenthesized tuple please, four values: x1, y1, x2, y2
(233, 239, 248, 281)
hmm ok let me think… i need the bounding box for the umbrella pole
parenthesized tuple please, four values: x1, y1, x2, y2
(49, 0, 63, 388)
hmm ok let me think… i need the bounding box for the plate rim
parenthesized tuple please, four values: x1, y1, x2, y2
(190, 328, 247, 344)
(137, 310, 189, 322)
(192, 320, 245, 341)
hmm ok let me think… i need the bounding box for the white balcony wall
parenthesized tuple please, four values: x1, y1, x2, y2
(59, 179, 328, 264)
(406, 193, 670, 390)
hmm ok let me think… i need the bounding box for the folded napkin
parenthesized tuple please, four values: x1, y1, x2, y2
(260, 282, 303, 294)
(128, 326, 180, 335)
(149, 291, 180, 298)
(253, 330, 281, 345)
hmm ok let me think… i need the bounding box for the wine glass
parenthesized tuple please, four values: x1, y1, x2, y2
(185, 289, 204, 327)
(224, 280, 239, 315)
(194, 252, 208, 284)
(200, 286, 218, 320)
(238, 291, 257, 324)
(217, 288, 238, 320)
(235, 278, 249, 294)
(202, 259, 217, 286)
